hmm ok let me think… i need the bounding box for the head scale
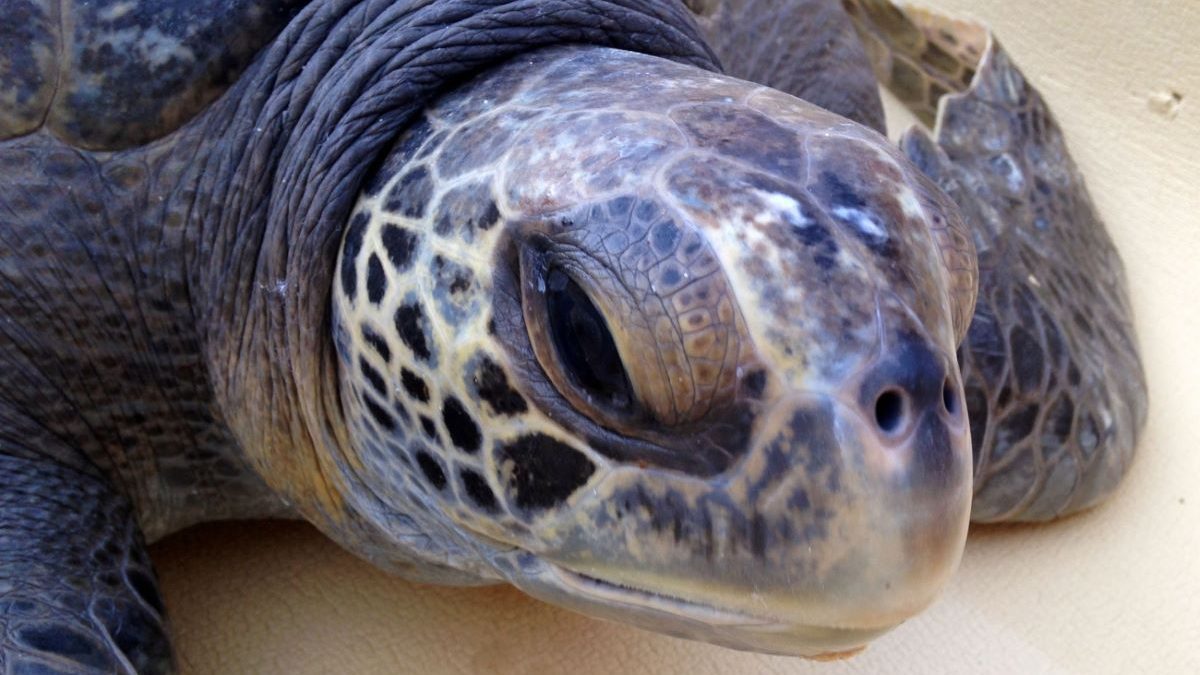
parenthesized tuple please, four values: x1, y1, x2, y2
(331, 46, 973, 656)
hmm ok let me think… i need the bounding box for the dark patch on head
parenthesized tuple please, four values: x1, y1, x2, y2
(416, 450, 447, 490)
(384, 165, 434, 218)
(401, 368, 430, 403)
(340, 212, 369, 300)
(366, 253, 387, 304)
(443, 396, 482, 454)
(460, 469, 499, 511)
(363, 395, 396, 431)
(671, 104, 804, 181)
(792, 220, 841, 271)
(434, 181, 502, 237)
(431, 256, 479, 325)
(362, 324, 391, 362)
(420, 415, 440, 441)
(366, 122, 433, 196)
(740, 369, 767, 399)
(394, 302, 432, 362)
(819, 171, 894, 255)
(473, 356, 528, 415)
(433, 256, 473, 294)
(612, 486, 697, 547)
(499, 434, 595, 513)
(359, 356, 387, 396)
(782, 406, 839, 487)
(381, 224, 419, 270)
(788, 488, 811, 512)
(792, 220, 831, 246)
(476, 200, 501, 231)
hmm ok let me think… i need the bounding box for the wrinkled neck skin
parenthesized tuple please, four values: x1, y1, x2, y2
(329, 45, 975, 656)
(172, 2, 716, 574)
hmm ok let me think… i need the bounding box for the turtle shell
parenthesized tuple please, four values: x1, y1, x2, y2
(0, 0, 309, 150)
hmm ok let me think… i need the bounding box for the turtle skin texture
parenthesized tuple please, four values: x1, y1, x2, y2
(0, 0, 1146, 668)
(0, 0, 719, 670)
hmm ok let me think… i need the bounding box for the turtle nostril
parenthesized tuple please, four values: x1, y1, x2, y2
(942, 377, 959, 416)
(874, 388, 906, 434)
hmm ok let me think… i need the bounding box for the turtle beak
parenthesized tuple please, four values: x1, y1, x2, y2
(496, 356, 971, 657)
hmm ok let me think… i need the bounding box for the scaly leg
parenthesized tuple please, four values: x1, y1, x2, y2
(0, 452, 173, 673)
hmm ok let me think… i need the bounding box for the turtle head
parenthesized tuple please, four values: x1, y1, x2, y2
(331, 46, 974, 657)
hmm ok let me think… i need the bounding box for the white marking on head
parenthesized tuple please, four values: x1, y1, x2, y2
(832, 206, 889, 240)
(755, 191, 811, 229)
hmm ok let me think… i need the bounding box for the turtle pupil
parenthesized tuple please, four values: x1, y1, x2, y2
(545, 268, 632, 410)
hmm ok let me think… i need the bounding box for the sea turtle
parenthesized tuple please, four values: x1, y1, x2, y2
(0, 0, 1146, 670)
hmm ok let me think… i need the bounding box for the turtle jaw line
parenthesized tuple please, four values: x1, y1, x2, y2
(539, 562, 894, 657)
(547, 563, 766, 628)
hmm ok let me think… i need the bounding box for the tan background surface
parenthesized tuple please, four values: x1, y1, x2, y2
(151, 1, 1200, 672)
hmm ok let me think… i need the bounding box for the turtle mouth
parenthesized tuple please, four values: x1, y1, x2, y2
(538, 562, 893, 657)
(547, 564, 768, 627)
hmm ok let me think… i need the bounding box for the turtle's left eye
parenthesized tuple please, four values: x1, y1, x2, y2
(544, 267, 634, 412)
(518, 243, 642, 429)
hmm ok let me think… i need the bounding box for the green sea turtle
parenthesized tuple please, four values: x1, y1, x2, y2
(0, 0, 1146, 669)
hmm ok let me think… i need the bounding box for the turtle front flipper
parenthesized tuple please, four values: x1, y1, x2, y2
(0, 453, 172, 674)
(845, 1, 1149, 522)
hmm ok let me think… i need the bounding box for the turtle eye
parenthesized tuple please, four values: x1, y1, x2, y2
(544, 267, 634, 412)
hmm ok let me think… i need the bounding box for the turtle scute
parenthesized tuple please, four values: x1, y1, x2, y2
(0, 0, 309, 149)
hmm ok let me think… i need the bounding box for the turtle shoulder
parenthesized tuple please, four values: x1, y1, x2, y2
(0, 0, 310, 151)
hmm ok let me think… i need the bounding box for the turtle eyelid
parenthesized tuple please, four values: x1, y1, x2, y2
(517, 242, 642, 429)
(543, 266, 635, 413)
